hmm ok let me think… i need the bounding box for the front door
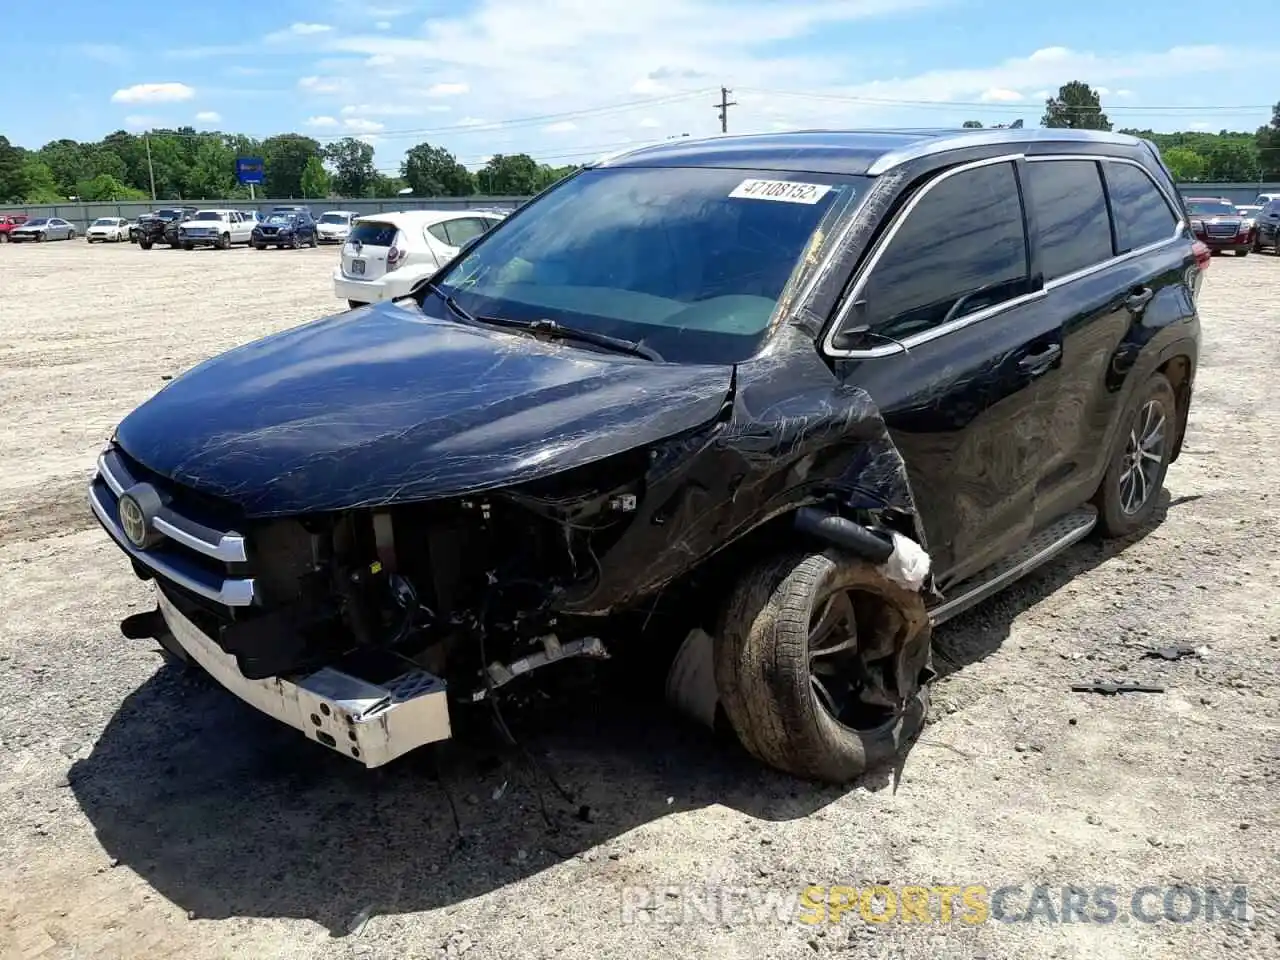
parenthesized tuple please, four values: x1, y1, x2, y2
(828, 157, 1065, 585)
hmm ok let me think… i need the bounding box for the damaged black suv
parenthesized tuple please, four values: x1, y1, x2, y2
(90, 128, 1201, 783)
(136, 206, 197, 249)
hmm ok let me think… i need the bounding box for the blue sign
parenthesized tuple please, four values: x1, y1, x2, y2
(235, 156, 265, 185)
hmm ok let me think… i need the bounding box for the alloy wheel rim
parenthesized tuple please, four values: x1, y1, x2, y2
(807, 588, 900, 732)
(1119, 399, 1166, 516)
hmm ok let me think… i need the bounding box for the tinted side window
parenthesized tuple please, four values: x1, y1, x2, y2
(858, 161, 1030, 341)
(427, 223, 451, 245)
(443, 218, 487, 246)
(1025, 159, 1114, 281)
(1106, 163, 1178, 253)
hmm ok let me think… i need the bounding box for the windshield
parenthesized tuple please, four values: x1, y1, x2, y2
(157, 209, 184, 220)
(92, 218, 116, 226)
(193, 211, 223, 221)
(265, 214, 295, 224)
(433, 166, 864, 364)
(1186, 200, 1236, 216)
(25, 219, 48, 226)
(319, 213, 348, 224)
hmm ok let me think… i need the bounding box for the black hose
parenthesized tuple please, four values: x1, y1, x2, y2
(794, 507, 894, 564)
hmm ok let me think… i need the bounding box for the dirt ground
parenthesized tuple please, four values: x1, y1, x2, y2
(0, 240, 1277, 960)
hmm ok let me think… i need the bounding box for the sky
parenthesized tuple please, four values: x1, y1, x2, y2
(4, 0, 1278, 174)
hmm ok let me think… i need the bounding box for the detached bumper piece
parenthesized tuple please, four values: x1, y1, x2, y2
(157, 588, 452, 767)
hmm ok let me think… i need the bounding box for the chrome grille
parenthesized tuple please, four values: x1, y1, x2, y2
(88, 446, 257, 607)
(1206, 221, 1239, 237)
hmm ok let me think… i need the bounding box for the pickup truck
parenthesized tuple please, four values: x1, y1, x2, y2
(0, 213, 29, 241)
(177, 209, 256, 250)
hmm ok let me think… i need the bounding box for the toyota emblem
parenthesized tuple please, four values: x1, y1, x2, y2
(118, 494, 148, 548)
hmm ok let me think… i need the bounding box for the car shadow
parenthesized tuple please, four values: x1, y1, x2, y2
(69, 492, 1176, 934)
(69, 655, 848, 935)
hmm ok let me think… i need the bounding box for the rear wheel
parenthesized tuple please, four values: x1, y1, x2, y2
(1093, 373, 1176, 538)
(715, 550, 932, 784)
(1237, 248, 1250, 257)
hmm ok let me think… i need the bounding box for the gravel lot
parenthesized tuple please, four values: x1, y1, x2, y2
(1, 240, 1277, 960)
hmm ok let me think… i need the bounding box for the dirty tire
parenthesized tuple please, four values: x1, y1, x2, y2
(1093, 372, 1177, 538)
(714, 549, 932, 784)
(139, 239, 152, 249)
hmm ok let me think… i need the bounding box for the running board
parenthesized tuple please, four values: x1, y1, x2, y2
(928, 506, 1098, 627)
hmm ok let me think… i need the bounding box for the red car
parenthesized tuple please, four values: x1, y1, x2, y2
(0, 213, 29, 242)
(1184, 196, 1254, 256)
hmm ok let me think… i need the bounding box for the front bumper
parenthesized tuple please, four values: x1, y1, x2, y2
(156, 587, 453, 767)
(317, 230, 349, 243)
(180, 234, 221, 247)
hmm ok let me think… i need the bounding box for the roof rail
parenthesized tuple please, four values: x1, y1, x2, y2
(866, 127, 1143, 176)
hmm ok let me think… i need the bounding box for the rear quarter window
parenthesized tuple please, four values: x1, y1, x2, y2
(1105, 162, 1179, 254)
(349, 222, 399, 246)
(1025, 159, 1114, 281)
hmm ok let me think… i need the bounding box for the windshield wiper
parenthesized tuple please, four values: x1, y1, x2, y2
(423, 285, 662, 361)
(472, 316, 664, 362)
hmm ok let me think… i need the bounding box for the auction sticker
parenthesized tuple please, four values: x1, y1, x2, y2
(729, 179, 833, 204)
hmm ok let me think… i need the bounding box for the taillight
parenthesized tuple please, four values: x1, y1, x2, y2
(386, 231, 407, 272)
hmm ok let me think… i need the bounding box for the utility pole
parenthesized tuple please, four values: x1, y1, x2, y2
(714, 86, 737, 134)
(144, 134, 157, 201)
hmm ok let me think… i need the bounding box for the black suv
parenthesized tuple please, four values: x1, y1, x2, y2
(251, 209, 318, 249)
(136, 206, 197, 249)
(1253, 198, 1280, 254)
(89, 128, 1201, 783)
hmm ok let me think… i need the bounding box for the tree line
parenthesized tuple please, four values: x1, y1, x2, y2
(2, 83, 1278, 205)
(961, 82, 1280, 183)
(0, 129, 580, 203)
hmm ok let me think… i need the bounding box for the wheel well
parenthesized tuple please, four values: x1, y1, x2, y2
(1158, 354, 1193, 462)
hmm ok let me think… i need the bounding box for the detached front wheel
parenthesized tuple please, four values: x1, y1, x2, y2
(715, 550, 932, 784)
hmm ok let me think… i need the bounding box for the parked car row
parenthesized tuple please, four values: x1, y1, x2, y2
(1184, 195, 1280, 256)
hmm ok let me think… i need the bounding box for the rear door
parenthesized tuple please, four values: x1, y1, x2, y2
(341, 219, 401, 281)
(1019, 156, 1153, 527)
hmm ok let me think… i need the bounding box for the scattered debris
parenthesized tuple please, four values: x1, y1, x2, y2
(345, 905, 374, 938)
(491, 780, 508, 801)
(1071, 681, 1165, 695)
(1143, 644, 1203, 661)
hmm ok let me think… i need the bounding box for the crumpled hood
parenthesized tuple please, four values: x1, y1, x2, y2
(114, 302, 733, 517)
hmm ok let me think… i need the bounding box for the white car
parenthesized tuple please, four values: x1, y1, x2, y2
(85, 217, 129, 243)
(177, 209, 256, 250)
(333, 209, 506, 308)
(316, 210, 358, 243)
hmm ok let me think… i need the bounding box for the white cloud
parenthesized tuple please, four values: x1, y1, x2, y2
(111, 82, 195, 104)
(1189, 121, 1213, 131)
(306, 115, 340, 127)
(195, 110, 222, 122)
(74, 43, 130, 67)
(266, 22, 333, 41)
(268, 1, 1280, 174)
(376, 21, 392, 30)
(1115, 88, 1135, 98)
(344, 117, 386, 132)
(299, 75, 345, 94)
(545, 120, 577, 133)
(1094, 85, 1111, 96)
(123, 115, 162, 129)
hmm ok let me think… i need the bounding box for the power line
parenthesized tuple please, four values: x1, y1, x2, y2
(738, 87, 1276, 113)
(714, 86, 737, 133)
